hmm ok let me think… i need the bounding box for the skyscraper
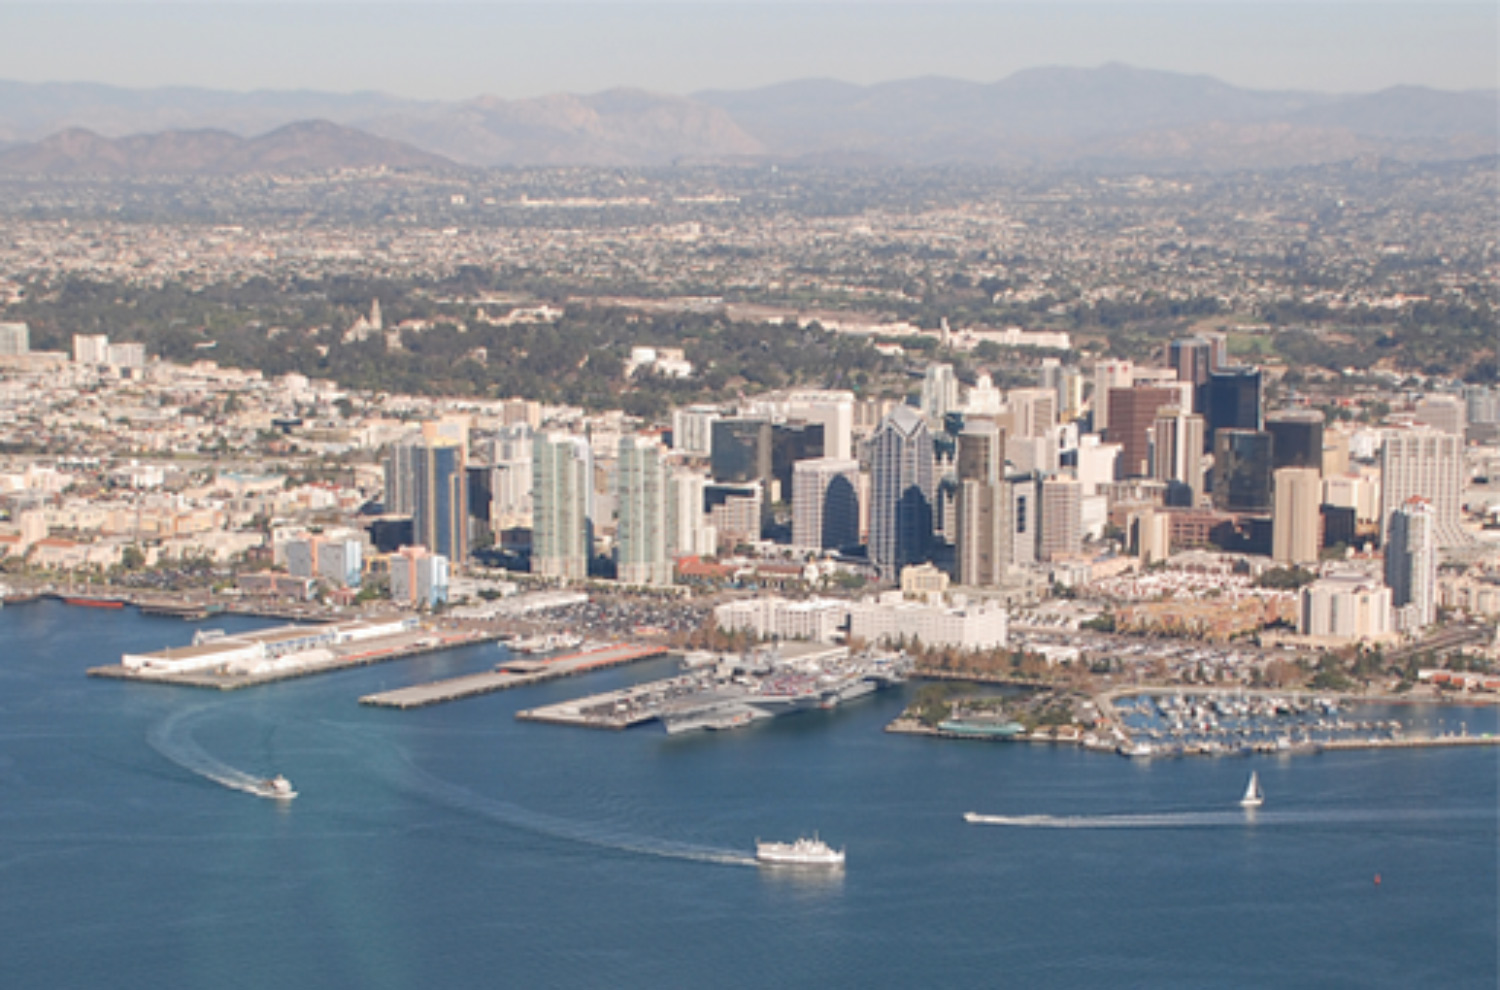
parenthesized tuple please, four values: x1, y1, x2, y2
(956, 419, 1004, 485)
(1272, 467, 1322, 566)
(792, 457, 861, 551)
(670, 405, 721, 456)
(1385, 498, 1436, 630)
(532, 432, 592, 580)
(1205, 366, 1263, 449)
(1379, 429, 1463, 547)
(1267, 409, 1325, 472)
(413, 441, 468, 565)
(1091, 360, 1134, 432)
(1039, 476, 1082, 561)
(1151, 406, 1205, 504)
(1169, 337, 1214, 393)
(385, 436, 469, 564)
(665, 467, 714, 559)
(770, 421, 824, 502)
(869, 406, 935, 576)
(487, 423, 534, 530)
(1108, 386, 1180, 478)
(710, 418, 772, 485)
(921, 364, 959, 424)
(1006, 387, 1058, 439)
(1212, 429, 1274, 515)
(616, 436, 671, 586)
(957, 475, 1035, 585)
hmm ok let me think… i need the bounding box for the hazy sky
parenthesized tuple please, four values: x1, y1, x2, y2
(1, 3, 1495, 99)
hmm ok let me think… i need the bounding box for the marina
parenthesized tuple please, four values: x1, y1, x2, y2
(358, 643, 668, 709)
(1105, 689, 1500, 758)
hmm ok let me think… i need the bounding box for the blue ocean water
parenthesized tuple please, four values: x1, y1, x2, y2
(1, 601, 1495, 989)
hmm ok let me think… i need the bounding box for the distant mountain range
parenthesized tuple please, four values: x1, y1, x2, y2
(0, 120, 452, 176)
(0, 65, 1493, 174)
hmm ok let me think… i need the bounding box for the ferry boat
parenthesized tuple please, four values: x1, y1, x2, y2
(756, 835, 845, 868)
(939, 717, 1026, 739)
(256, 775, 297, 800)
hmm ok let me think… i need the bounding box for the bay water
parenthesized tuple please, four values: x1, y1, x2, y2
(2, 601, 1495, 988)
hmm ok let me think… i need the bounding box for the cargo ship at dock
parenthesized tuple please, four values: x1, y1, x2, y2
(61, 595, 127, 609)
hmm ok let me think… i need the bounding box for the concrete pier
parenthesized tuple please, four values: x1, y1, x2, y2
(358, 643, 667, 710)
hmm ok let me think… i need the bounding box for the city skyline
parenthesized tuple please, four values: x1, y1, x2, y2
(0, 2, 1494, 101)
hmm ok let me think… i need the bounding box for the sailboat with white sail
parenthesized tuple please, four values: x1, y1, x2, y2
(1239, 771, 1264, 808)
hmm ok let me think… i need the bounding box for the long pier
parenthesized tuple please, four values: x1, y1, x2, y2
(358, 643, 668, 710)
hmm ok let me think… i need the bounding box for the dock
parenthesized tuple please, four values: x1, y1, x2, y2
(518, 677, 700, 730)
(358, 643, 668, 710)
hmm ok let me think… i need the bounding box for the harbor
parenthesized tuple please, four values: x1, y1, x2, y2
(358, 643, 668, 709)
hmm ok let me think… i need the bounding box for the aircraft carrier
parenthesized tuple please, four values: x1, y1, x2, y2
(657, 644, 912, 735)
(517, 642, 913, 732)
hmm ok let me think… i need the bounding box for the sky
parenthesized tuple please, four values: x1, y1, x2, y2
(0, 2, 1495, 100)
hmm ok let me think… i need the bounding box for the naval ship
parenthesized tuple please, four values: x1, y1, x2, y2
(657, 646, 911, 735)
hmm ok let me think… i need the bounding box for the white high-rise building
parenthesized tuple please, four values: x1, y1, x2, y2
(670, 405, 721, 457)
(532, 432, 593, 580)
(792, 457, 861, 551)
(1074, 434, 1121, 497)
(1273, 467, 1323, 566)
(107, 342, 146, 369)
(1379, 429, 1463, 547)
(665, 467, 715, 558)
(73, 334, 110, 365)
(962, 373, 1004, 416)
(488, 424, 534, 530)
(0, 322, 29, 356)
(1299, 574, 1393, 642)
(1385, 497, 1437, 630)
(921, 364, 959, 425)
(616, 436, 671, 586)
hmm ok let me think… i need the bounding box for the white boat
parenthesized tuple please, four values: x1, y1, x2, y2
(1239, 771, 1264, 808)
(258, 775, 297, 800)
(755, 835, 845, 867)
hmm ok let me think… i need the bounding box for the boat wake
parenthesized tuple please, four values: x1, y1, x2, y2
(964, 808, 1493, 829)
(147, 707, 284, 800)
(394, 758, 755, 868)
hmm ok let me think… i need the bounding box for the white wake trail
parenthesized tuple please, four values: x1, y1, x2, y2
(964, 807, 1492, 829)
(394, 757, 756, 867)
(147, 706, 280, 799)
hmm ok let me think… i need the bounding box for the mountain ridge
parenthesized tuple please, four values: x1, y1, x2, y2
(0, 66, 1493, 172)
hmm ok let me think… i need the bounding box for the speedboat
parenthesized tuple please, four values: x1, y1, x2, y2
(259, 775, 297, 800)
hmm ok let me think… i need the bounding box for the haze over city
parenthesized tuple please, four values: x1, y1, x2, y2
(1, 2, 1496, 99)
